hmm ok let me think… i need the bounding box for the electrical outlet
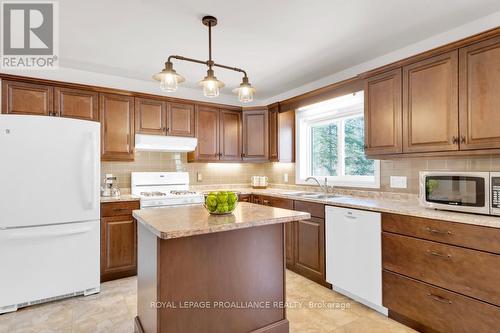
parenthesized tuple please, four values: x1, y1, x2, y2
(390, 176, 407, 189)
(283, 173, 288, 183)
(197, 172, 203, 182)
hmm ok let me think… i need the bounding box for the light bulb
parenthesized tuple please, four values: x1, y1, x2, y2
(160, 73, 178, 92)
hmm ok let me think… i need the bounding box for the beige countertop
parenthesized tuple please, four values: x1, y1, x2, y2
(195, 187, 500, 229)
(100, 194, 140, 203)
(133, 202, 310, 239)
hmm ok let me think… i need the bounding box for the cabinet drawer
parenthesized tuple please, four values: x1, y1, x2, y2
(382, 213, 500, 254)
(383, 232, 500, 306)
(383, 271, 500, 333)
(262, 195, 294, 210)
(294, 200, 324, 219)
(101, 201, 140, 217)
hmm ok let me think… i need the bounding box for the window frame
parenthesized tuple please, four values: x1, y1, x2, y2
(295, 92, 380, 189)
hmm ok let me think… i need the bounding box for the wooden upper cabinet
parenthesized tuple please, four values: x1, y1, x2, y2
(100, 93, 135, 161)
(135, 98, 166, 135)
(167, 102, 195, 137)
(242, 108, 269, 161)
(402, 51, 459, 153)
(219, 109, 242, 161)
(364, 68, 402, 155)
(269, 105, 279, 161)
(2, 80, 53, 116)
(459, 36, 500, 150)
(189, 105, 219, 161)
(54, 87, 98, 121)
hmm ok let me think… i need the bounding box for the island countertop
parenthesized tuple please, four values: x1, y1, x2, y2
(133, 202, 311, 239)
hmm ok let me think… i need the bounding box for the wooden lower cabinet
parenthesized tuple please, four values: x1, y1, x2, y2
(382, 213, 500, 332)
(100, 201, 139, 282)
(251, 195, 328, 286)
(294, 217, 325, 284)
(384, 271, 500, 333)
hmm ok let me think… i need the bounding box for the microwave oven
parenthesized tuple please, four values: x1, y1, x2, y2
(419, 171, 500, 216)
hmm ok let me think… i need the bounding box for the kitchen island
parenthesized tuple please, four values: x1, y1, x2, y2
(132, 202, 310, 333)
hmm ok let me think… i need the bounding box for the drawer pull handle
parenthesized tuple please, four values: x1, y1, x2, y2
(427, 250, 452, 260)
(262, 200, 270, 205)
(113, 208, 129, 212)
(426, 227, 452, 235)
(427, 293, 452, 304)
(345, 215, 357, 220)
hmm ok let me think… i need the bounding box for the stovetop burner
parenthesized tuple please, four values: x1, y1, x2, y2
(170, 190, 198, 195)
(140, 191, 167, 197)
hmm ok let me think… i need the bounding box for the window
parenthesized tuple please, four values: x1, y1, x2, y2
(296, 91, 380, 188)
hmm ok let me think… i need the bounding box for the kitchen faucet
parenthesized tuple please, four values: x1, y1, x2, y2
(305, 177, 334, 194)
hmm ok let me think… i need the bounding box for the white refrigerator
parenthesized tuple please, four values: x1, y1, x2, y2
(0, 115, 101, 314)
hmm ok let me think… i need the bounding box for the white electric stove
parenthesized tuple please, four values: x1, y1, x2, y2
(131, 172, 204, 208)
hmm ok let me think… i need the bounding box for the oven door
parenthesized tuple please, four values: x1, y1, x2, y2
(419, 172, 490, 214)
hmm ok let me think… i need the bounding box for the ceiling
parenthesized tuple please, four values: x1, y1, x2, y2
(59, 0, 500, 102)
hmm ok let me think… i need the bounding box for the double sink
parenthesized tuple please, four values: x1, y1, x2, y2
(277, 191, 339, 200)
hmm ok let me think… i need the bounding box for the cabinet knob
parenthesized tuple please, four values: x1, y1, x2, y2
(241, 153, 246, 157)
(452, 136, 458, 144)
(460, 136, 466, 144)
(363, 145, 368, 149)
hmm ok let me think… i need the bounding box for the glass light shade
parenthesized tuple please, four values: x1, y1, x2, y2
(159, 73, 179, 92)
(152, 62, 185, 92)
(198, 75, 225, 98)
(232, 80, 256, 103)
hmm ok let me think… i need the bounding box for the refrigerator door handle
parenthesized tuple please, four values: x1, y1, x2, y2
(82, 131, 98, 210)
(6, 226, 94, 240)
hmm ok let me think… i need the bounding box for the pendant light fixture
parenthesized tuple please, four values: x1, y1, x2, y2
(153, 16, 255, 102)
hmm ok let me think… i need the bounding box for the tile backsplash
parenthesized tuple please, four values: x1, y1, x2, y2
(101, 152, 500, 194)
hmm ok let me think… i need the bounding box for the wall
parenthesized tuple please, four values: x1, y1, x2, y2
(101, 151, 273, 189)
(102, 152, 500, 194)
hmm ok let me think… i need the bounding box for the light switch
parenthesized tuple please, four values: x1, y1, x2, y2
(197, 172, 203, 182)
(390, 176, 407, 189)
(283, 173, 288, 183)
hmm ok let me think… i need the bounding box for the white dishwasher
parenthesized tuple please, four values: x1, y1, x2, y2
(325, 206, 387, 315)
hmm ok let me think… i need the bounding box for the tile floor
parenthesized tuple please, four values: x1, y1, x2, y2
(0, 270, 416, 333)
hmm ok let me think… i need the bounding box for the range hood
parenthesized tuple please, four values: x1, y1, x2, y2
(135, 134, 198, 152)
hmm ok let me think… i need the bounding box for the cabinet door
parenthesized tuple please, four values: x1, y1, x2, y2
(2, 80, 53, 116)
(167, 102, 195, 137)
(403, 51, 459, 153)
(269, 105, 279, 161)
(278, 110, 295, 162)
(242, 108, 269, 161)
(54, 87, 98, 121)
(190, 105, 219, 161)
(100, 93, 135, 161)
(219, 109, 242, 161)
(459, 36, 500, 150)
(135, 98, 167, 135)
(294, 217, 325, 284)
(364, 69, 402, 155)
(101, 216, 137, 282)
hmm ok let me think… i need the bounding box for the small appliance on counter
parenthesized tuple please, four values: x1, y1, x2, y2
(251, 176, 268, 189)
(101, 174, 121, 197)
(419, 171, 500, 216)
